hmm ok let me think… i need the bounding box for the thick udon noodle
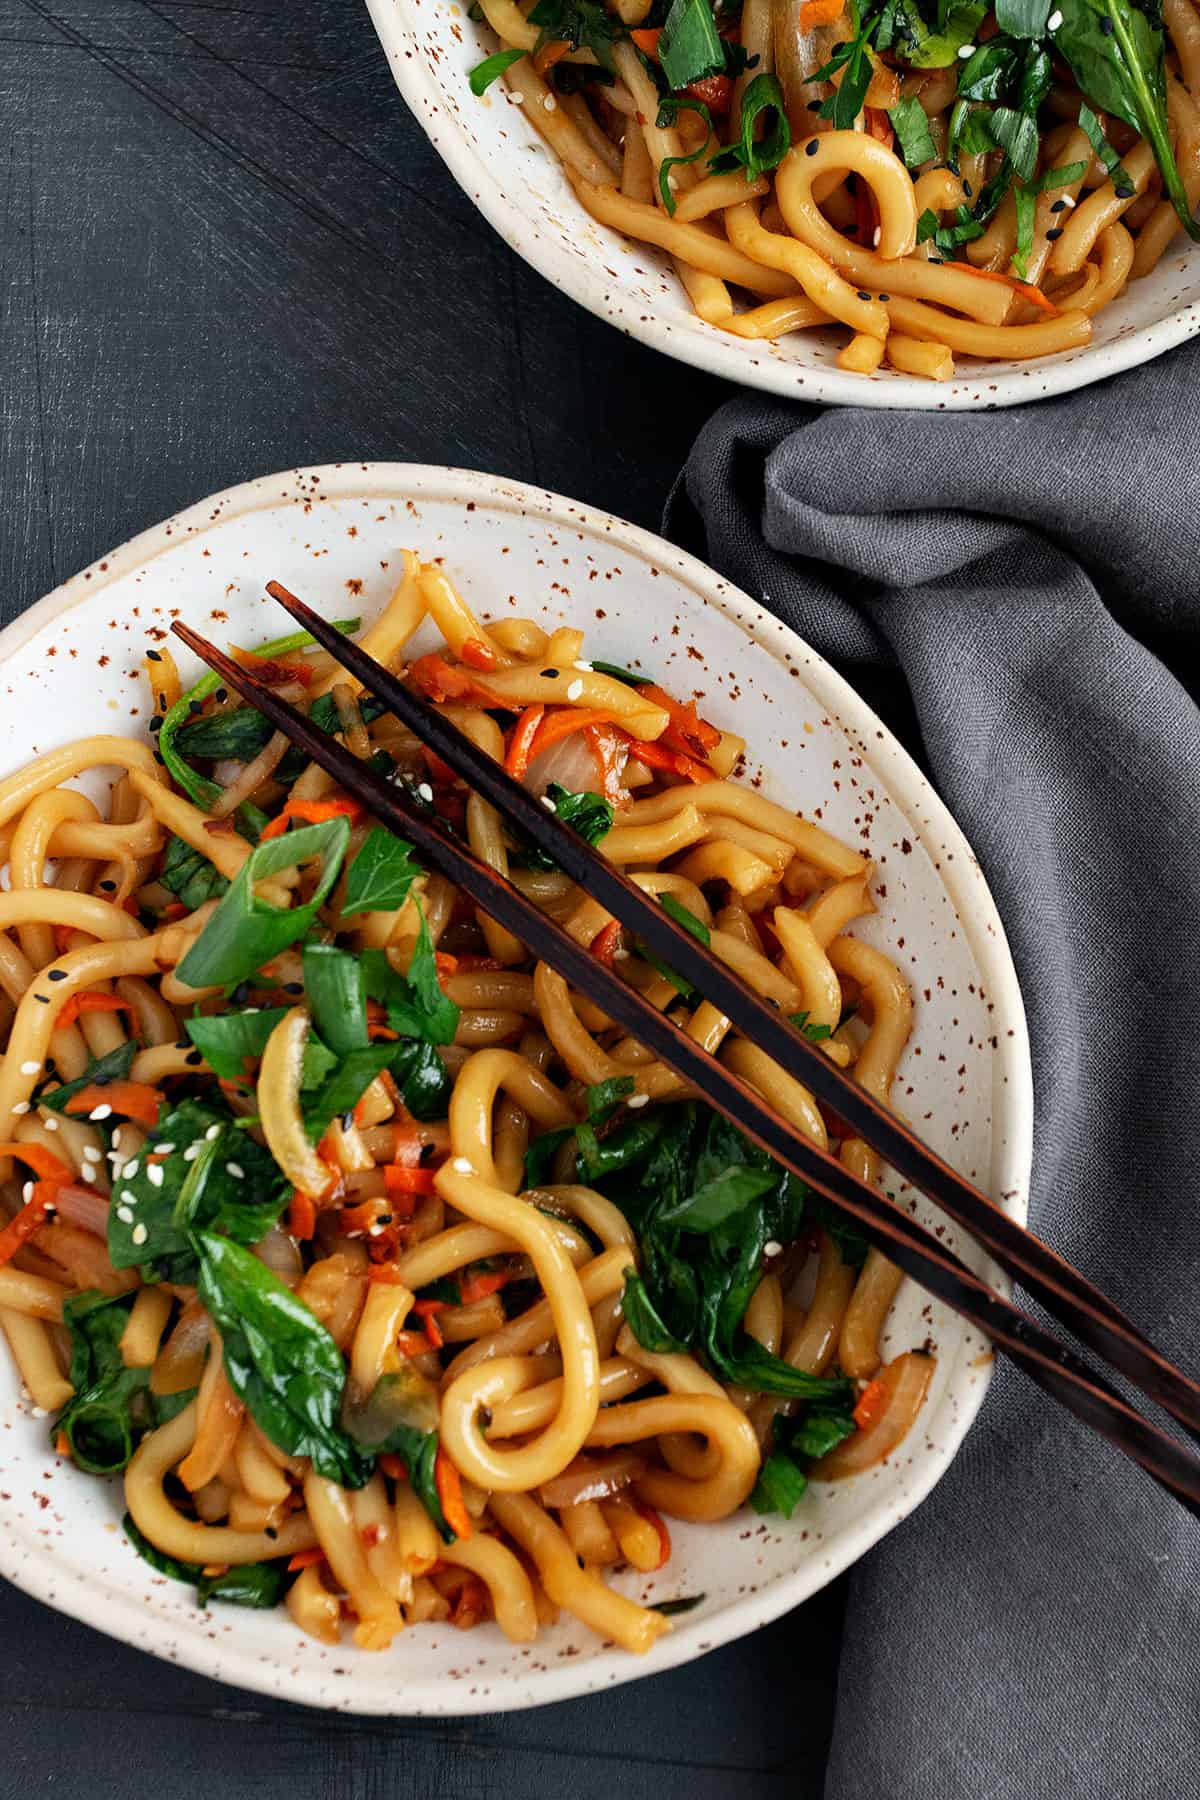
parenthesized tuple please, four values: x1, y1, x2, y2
(0, 559, 932, 1654)
(470, 0, 1200, 378)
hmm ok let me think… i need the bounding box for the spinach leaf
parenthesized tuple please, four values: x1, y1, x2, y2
(39, 1042, 137, 1115)
(302, 1044, 401, 1140)
(874, 0, 986, 66)
(651, 1593, 707, 1615)
(469, 46, 525, 93)
(343, 1366, 453, 1540)
(161, 835, 230, 911)
(108, 1098, 290, 1283)
(749, 1451, 810, 1518)
(524, 1124, 577, 1187)
(185, 1007, 288, 1080)
(584, 1074, 635, 1126)
(194, 1232, 372, 1487)
(307, 692, 387, 737)
(1078, 98, 1137, 196)
(123, 1513, 285, 1608)
(177, 817, 351, 990)
(620, 1271, 690, 1352)
(813, 9, 880, 125)
(708, 73, 791, 178)
(361, 919, 459, 1047)
(657, 1165, 777, 1234)
(748, 1401, 857, 1517)
(342, 827, 422, 915)
(888, 94, 937, 167)
(996, 0, 1052, 31)
(528, 0, 621, 71)
(175, 705, 274, 764)
(57, 1291, 155, 1474)
(658, 0, 724, 89)
(512, 784, 614, 870)
(302, 943, 368, 1059)
(387, 1036, 453, 1122)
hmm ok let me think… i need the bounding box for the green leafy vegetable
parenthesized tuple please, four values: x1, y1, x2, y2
(387, 1037, 454, 1121)
(175, 705, 274, 765)
(194, 1232, 372, 1487)
(123, 1514, 285, 1608)
(748, 1402, 856, 1517)
(874, 0, 986, 67)
(709, 73, 791, 178)
(589, 660, 650, 685)
(342, 827, 422, 915)
(1077, 98, 1137, 196)
(302, 943, 368, 1059)
(39, 1042, 136, 1115)
(659, 893, 711, 945)
(749, 1452, 810, 1518)
(650, 1593, 707, 1615)
(528, 0, 621, 71)
(361, 917, 460, 1047)
(469, 46, 526, 93)
(813, 9, 880, 126)
(107, 1098, 290, 1283)
(656, 1165, 777, 1234)
(512, 784, 614, 870)
(887, 94, 938, 166)
(176, 817, 351, 990)
(524, 1124, 577, 1187)
(655, 95, 715, 213)
(56, 1291, 181, 1474)
(342, 1366, 453, 1540)
(185, 1007, 288, 1080)
(160, 835, 230, 911)
(996, 0, 1053, 31)
(301, 1044, 400, 1140)
(658, 0, 724, 89)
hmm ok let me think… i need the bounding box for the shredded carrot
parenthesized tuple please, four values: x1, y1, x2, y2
(288, 1192, 317, 1239)
(941, 261, 1060, 314)
(434, 952, 459, 977)
(624, 735, 715, 784)
(54, 991, 134, 1032)
(407, 652, 504, 709)
(686, 73, 732, 112)
(396, 1330, 431, 1358)
(260, 794, 365, 841)
(638, 682, 720, 756)
(864, 106, 894, 149)
(162, 901, 188, 921)
(435, 1447, 473, 1540)
(458, 1266, 512, 1305)
(504, 704, 545, 781)
(798, 0, 844, 24)
(53, 925, 76, 956)
(0, 1180, 61, 1269)
(366, 1262, 409, 1284)
(0, 1144, 75, 1184)
(55, 1432, 70, 1457)
(384, 1164, 437, 1197)
(412, 1299, 447, 1350)
(533, 37, 572, 76)
(231, 648, 315, 687)
(526, 707, 621, 766)
(459, 636, 499, 672)
(629, 26, 660, 53)
(367, 1021, 400, 1042)
(391, 1122, 429, 1167)
(634, 1501, 671, 1570)
(449, 1573, 490, 1629)
(590, 919, 622, 968)
(64, 1080, 162, 1128)
(287, 1546, 327, 1572)
(853, 1376, 888, 1431)
(378, 1452, 408, 1481)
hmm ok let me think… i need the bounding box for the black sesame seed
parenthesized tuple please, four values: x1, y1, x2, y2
(175, 1039, 191, 1050)
(264, 1527, 278, 1540)
(341, 1110, 354, 1130)
(832, 40, 847, 52)
(185, 1050, 204, 1066)
(1050, 198, 1066, 212)
(34, 993, 50, 1004)
(215, 687, 228, 704)
(1100, 14, 1113, 30)
(857, 290, 870, 300)
(806, 99, 822, 111)
(146, 649, 162, 663)
(284, 981, 304, 995)
(149, 716, 162, 733)
(539, 668, 560, 679)
(232, 983, 251, 1006)
(158, 693, 168, 712)
(1046, 226, 1063, 239)
(879, 292, 890, 301)
(963, 180, 974, 197)
(806, 138, 819, 156)
(48, 969, 68, 981)
(91, 1073, 113, 1087)
(98, 879, 116, 892)
(153, 751, 164, 765)
(188, 700, 202, 714)
(376, 1214, 394, 1227)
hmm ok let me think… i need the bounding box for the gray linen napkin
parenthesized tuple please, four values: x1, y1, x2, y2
(665, 344, 1200, 1800)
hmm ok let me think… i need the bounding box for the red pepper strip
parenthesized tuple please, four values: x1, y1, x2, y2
(0, 1180, 61, 1268)
(384, 1164, 437, 1197)
(54, 992, 135, 1032)
(287, 1546, 326, 1571)
(853, 1376, 888, 1431)
(533, 37, 572, 76)
(459, 636, 499, 672)
(288, 1192, 317, 1239)
(629, 26, 660, 53)
(686, 73, 732, 113)
(412, 1299, 447, 1350)
(636, 682, 720, 756)
(260, 794, 365, 841)
(407, 652, 505, 709)
(0, 1144, 76, 1184)
(623, 735, 716, 784)
(635, 1501, 672, 1570)
(504, 705, 545, 781)
(434, 952, 459, 977)
(378, 1452, 408, 1481)
(396, 1330, 431, 1358)
(231, 649, 315, 687)
(458, 1266, 513, 1305)
(590, 919, 622, 968)
(864, 106, 894, 150)
(435, 1448, 473, 1540)
(64, 1081, 162, 1128)
(526, 707, 622, 767)
(941, 261, 1060, 315)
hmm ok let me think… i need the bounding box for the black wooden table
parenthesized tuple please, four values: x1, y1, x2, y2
(0, 2, 845, 1791)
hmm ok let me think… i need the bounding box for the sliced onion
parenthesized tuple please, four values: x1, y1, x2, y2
(538, 1448, 647, 1509)
(258, 1007, 332, 1199)
(523, 723, 629, 810)
(775, 4, 850, 134)
(812, 1352, 936, 1480)
(51, 1182, 110, 1238)
(254, 1224, 304, 1283)
(150, 1297, 210, 1396)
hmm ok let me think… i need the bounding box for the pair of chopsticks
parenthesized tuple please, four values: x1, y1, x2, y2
(172, 591, 1200, 1520)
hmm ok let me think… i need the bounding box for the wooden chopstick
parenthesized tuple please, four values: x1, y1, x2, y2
(260, 583, 1200, 1449)
(172, 615, 1200, 1520)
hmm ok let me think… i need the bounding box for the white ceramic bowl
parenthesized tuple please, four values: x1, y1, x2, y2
(0, 464, 1031, 1712)
(366, 0, 1200, 409)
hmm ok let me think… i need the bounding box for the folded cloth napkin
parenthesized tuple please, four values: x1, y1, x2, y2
(665, 344, 1200, 1800)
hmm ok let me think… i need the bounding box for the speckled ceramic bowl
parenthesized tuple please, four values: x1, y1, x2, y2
(0, 465, 1031, 1712)
(365, 0, 1200, 409)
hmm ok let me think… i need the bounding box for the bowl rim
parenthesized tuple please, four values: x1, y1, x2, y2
(0, 462, 1034, 1713)
(365, 0, 1200, 411)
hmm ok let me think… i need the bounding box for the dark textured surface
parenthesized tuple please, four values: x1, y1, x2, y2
(0, 2, 844, 1794)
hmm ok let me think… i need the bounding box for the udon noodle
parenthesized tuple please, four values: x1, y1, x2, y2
(465, 0, 1200, 377)
(0, 560, 931, 1653)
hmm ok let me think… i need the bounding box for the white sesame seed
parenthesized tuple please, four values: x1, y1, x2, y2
(543, 94, 557, 111)
(226, 1162, 245, 1180)
(82, 1145, 102, 1163)
(764, 1239, 783, 1257)
(43, 1116, 58, 1131)
(451, 1156, 474, 1174)
(507, 89, 524, 103)
(205, 1124, 222, 1141)
(30, 1405, 48, 1420)
(368, 1223, 385, 1236)
(573, 660, 593, 672)
(417, 782, 434, 803)
(88, 1103, 113, 1121)
(11, 1101, 30, 1116)
(1062, 192, 1076, 207)
(21, 1182, 33, 1205)
(184, 1142, 203, 1161)
(153, 1143, 175, 1155)
(131, 1222, 149, 1246)
(957, 41, 975, 56)
(1048, 8, 1062, 25)
(122, 1159, 139, 1179)
(627, 1092, 650, 1110)
(78, 1164, 96, 1183)
(147, 1162, 164, 1187)
(540, 795, 557, 811)
(120, 1190, 136, 1206)
(116, 1205, 134, 1224)
(566, 679, 584, 701)
(19, 1060, 40, 1077)
(872, 226, 881, 247)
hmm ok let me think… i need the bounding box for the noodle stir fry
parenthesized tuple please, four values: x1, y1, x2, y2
(0, 561, 930, 1654)
(467, 0, 1200, 377)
